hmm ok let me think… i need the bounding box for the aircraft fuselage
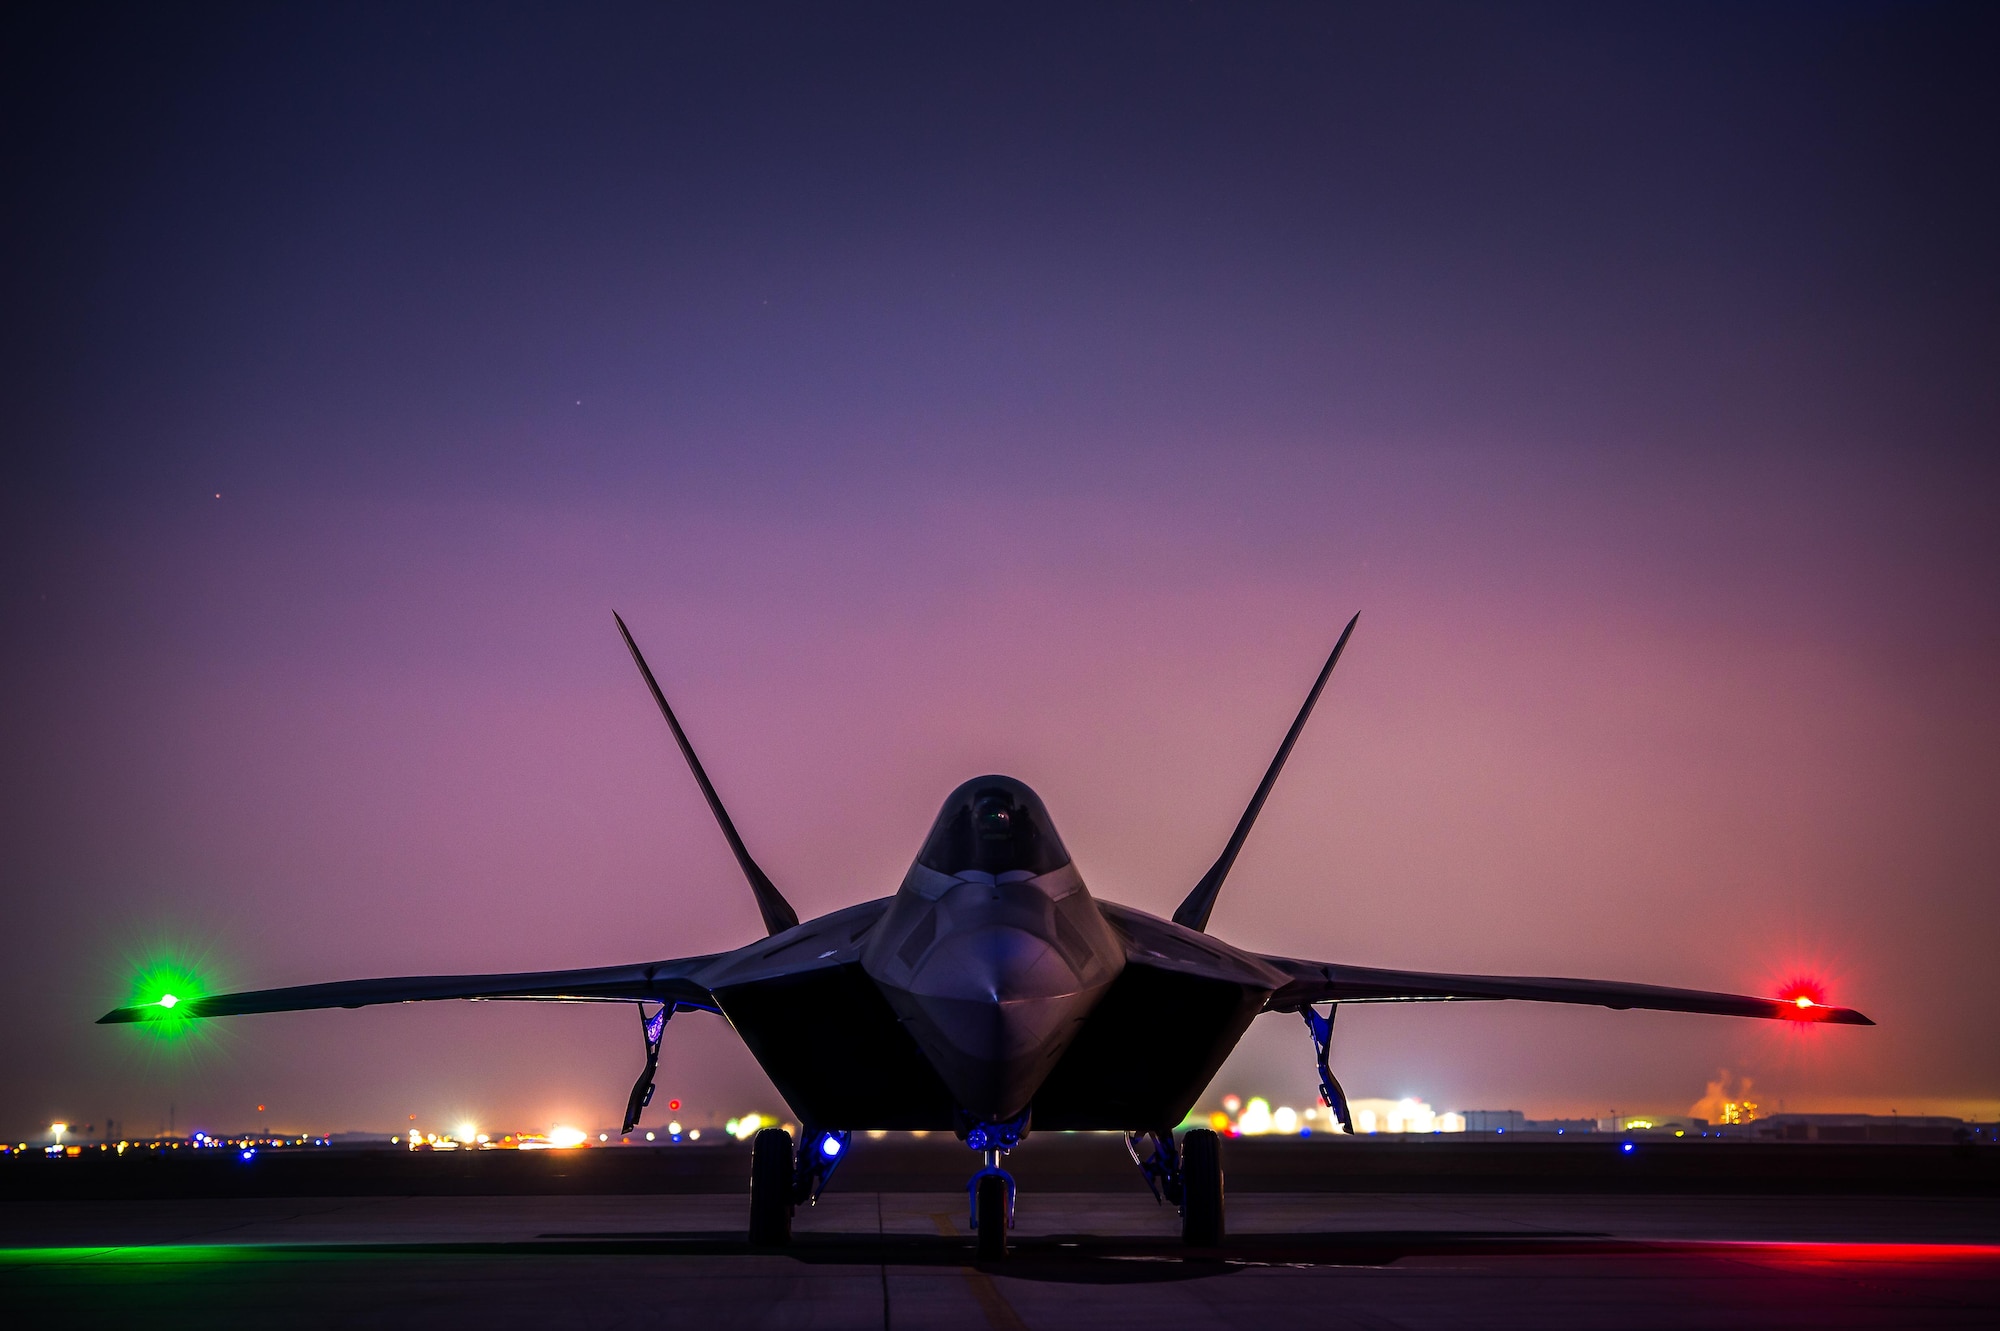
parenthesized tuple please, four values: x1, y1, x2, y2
(699, 774, 1284, 1135)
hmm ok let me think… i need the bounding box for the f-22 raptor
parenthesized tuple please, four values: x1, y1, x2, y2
(101, 612, 1871, 1256)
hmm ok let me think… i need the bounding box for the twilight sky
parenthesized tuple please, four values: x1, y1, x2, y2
(3, 2, 1995, 1141)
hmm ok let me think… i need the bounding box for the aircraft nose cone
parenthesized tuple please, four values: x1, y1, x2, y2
(915, 925, 1078, 1007)
(895, 926, 1106, 1121)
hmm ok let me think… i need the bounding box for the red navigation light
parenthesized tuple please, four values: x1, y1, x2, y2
(668, 1099, 681, 1112)
(1777, 975, 1828, 1020)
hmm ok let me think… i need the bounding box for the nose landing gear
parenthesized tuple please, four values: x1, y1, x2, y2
(970, 1151, 1016, 1259)
(963, 1112, 1028, 1259)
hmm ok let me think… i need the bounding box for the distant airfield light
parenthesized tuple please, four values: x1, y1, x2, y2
(668, 1100, 681, 1112)
(667, 1121, 682, 1135)
(547, 1127, 587, 1149)
(645, 1132, 655, 1141)
(457, 1122, 477, 1142)
(50, 1123, 67, 1143)
(599, 1133, 608, 1142)
(688, 1130, 700, 1140)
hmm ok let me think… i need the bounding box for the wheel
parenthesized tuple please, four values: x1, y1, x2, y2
(974, 1173, 1009, 1260)
(1180, 1128, 1224, 1246)
(748, 1127, 794, 1245)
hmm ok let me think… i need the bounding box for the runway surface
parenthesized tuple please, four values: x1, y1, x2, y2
(5, 1191, 1999, 1329)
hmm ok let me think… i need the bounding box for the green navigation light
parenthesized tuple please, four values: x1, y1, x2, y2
(126, 961, 209, 1041)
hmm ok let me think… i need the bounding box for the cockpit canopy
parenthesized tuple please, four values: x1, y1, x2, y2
(916, 776, 1071, 879)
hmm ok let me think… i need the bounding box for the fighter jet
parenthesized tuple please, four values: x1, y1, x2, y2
(99, 612, 1872, 1257)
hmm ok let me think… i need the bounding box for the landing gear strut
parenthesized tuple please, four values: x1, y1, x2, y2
(792, 1126, 851, 1205)
(1125, 1128, 1184, 1205)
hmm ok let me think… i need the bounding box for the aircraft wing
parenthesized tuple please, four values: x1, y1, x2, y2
(96, 955, 725, 1024)
(1259, 956, 1873, 1025)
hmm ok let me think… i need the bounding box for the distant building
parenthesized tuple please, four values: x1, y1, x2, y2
(1597, 1115, 1707, 1135)
(1754, 1114, 1965, 1144)
(1348, 1098, 1466, 1133)
(1455, 1111, 1599, 1135)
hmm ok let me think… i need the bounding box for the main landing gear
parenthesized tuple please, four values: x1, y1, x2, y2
(748, 1128, 794, 1245)
(747, 1124, 852, 1246)
(1127, 1127, 1226, 1245)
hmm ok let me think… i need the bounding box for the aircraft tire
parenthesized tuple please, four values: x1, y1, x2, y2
(975, 1173, 1009, 1259)
(748, 1127, 794, 1246)
(1180, 1128, 1224, 1246)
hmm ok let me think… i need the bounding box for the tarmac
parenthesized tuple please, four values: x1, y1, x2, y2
(6, 1189, 1999, 1329)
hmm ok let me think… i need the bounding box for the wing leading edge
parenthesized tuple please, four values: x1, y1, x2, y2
(1260, 956, 1873, 1025)
(95, 956, 723, 1025)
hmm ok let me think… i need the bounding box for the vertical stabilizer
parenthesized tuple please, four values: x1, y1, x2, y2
(615, 613, 800, 936)
(1172, 613, 1358, 932)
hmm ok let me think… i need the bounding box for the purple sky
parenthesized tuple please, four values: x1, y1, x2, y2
(3, 3, 1995, 1139)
